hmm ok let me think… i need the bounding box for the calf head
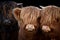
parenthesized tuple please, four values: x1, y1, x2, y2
(13, 6, 41, 40)
(40, 5, 60, 40)
(2, 1, 17, 26)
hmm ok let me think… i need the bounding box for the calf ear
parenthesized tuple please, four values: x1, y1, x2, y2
(13, 8, 21, 21)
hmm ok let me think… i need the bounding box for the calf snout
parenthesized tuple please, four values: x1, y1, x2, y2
(3, 19, 11, 25)
(42, 25, 51, 32)
(25, 24, 35, 31)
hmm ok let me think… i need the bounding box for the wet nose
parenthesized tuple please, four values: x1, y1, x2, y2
(42, 25, 51, 32)
(25, 24, 35, 31)
(3, 19, 11, 24)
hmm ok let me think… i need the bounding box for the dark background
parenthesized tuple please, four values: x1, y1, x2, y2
(0, 0, 60, 7)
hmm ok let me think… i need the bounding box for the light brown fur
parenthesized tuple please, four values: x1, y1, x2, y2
(13, 6, 41, 40)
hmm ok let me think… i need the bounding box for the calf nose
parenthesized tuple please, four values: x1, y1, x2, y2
(3, 19, 11, 25)
(25, 24, 35, 31)
(42, 25, 51, 32)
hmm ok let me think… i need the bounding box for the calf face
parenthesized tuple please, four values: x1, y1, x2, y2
(13, 6, 41, 40)
(40, 5, 60, 40)
(2, 1, 17, 26)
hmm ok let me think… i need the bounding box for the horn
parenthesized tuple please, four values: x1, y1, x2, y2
(40, 6, 46, 9)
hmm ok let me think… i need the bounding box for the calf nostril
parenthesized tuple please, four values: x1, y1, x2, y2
(25, 24, 35, 31)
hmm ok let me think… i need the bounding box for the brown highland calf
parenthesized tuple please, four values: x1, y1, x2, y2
(40, 5, 60, 40)
(12, 6, 45, 40)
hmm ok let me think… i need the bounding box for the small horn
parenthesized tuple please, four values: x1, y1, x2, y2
(40, 6, 46, 9)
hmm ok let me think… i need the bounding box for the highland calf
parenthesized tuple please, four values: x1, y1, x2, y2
(40, 5, 60, 40)
(0, 1, 18, 40)
(13, 6, 43, 40)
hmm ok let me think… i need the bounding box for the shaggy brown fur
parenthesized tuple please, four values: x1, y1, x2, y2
(13, 6, 43, 40)
(40, 5, 60, 40)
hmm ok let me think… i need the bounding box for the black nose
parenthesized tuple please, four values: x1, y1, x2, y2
(3, 19, 11, 25)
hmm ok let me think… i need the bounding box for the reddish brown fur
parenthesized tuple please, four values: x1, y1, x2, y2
(40, 5, 60, 40)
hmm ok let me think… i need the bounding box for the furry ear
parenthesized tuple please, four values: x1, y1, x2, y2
(13, 8, 21, 21)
